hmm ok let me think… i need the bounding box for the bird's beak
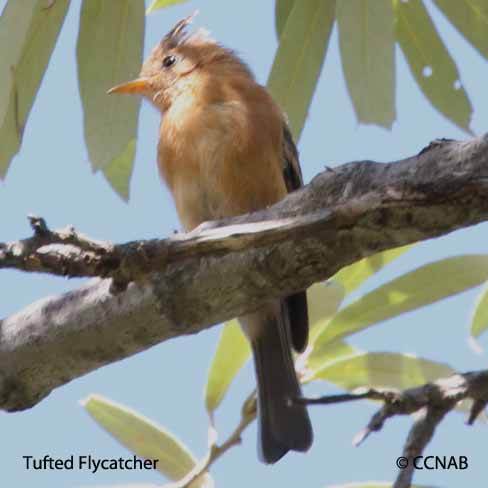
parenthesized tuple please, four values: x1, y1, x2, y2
(107, 77, 150, 95)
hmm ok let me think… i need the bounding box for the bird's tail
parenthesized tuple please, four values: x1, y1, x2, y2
(244, 304, 313, 463)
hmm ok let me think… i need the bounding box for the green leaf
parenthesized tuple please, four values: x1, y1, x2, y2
(275, 0, 296, 38)
(314, 255, 488, 347)
(312, 352, 455, 390)
(433, 0, 488, 60)
(0, 0, 69, 178)
(394, 0, 472, 132)
(76, 0, 144, 191)
(337, 0, 395, 128)
(332, 245, 413, 297)
(267, 0, 335, 140)
(303, 340, 358, 380)
(307, 281, 344, 341)
(102, 138, 136, 201)
(146, 0, 188, 15)
(204, 320, 251, 414)
(469, 281, 488, 346)
(83, 395, 211, 487)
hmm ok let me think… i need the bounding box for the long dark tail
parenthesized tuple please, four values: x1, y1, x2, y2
(244, 303, 313, 463)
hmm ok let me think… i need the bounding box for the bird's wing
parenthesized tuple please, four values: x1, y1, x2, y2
(281, 122, 309, 353)
(282, 123, 304, 192)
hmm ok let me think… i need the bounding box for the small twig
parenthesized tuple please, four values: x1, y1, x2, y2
(164, 393, 257, 488)
(26, 215, 111, 253)
(300, 371, 488, 488)
(28, 215, 49, 235)
(0, 215, 115, 280)
(467, 398, 487, 425)
(295, 388, 392, 406)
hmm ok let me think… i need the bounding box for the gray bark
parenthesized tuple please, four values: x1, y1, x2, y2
(1, 135, 487, 411)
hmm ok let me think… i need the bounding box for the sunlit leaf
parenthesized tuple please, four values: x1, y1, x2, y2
(205, 320, 251, 414)
(395, 0, 472, 132)
(146, 0, 188, 15)
(76, 0, 144, 196)
(337, 0, 395, 127)
(275, 0, 296, 38)
(0, 0, 69, 178)
(314, 255, 488, 347)
(312, 352, 455, 389)
(469, 281, 488, 349)
(303, 340, 357, 381)
(83, 395, 211, 487)
(102, 139, 136, 201)
(433, 0, 488, 60)
(267, 0, 335, 140)
(332, 245, 413, 297)
(307, 281, 344, 341)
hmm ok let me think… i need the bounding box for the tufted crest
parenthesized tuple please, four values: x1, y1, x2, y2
(161, 11, 215, 50)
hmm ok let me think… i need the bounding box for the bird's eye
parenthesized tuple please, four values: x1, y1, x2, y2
(162, 55, 177, 68)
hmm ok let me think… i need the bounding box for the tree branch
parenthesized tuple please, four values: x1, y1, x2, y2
(299, 369, 488, 488)
(1, 135, 487, 411)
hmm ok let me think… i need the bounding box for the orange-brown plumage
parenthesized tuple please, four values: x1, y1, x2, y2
(109, 14, 312, 463)
(160, 77, 287, 229)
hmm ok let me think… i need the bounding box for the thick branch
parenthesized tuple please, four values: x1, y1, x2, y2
(1, 135, 488, 411)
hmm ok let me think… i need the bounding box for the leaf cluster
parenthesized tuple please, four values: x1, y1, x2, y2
(1, 0, 486, 195)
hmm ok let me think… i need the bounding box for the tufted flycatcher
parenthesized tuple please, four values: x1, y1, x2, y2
(109, 14, 313, 464)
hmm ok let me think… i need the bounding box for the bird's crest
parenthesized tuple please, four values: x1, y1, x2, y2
(162, 12, 215, 49)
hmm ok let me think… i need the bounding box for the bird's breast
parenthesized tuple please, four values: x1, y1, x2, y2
(159, 100, 286, 232)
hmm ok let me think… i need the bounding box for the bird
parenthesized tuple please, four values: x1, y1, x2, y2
(108, 13, 313, 464)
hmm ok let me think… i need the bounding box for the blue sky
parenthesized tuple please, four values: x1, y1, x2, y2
(1, 1, 487, 487)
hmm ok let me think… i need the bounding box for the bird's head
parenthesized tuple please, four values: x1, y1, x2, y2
(108, 12, 252, 112)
